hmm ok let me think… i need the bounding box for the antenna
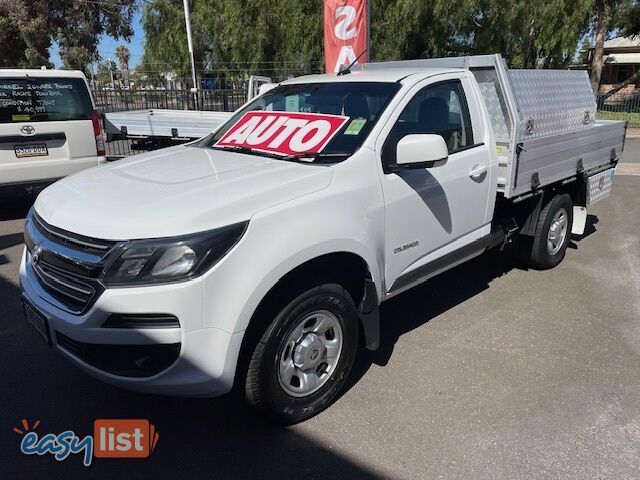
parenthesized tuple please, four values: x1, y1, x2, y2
(336, 49, 368, 76)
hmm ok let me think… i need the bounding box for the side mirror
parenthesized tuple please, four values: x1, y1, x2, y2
(396, 134, 448, 170)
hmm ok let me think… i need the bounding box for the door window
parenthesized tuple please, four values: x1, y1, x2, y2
(383, 80, 473, 168)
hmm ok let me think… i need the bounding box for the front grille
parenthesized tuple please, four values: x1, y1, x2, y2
(25, 210, 117, 314)
(31, 261, 97, 313)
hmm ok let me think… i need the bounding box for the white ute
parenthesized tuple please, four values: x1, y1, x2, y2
(20, 55, 626, 423)
(0, 69, 106, 198)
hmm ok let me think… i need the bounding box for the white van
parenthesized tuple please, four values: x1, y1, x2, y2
(0, 69, 106, 198)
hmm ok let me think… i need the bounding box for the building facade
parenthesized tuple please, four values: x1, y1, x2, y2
(593, 36, 640, 93)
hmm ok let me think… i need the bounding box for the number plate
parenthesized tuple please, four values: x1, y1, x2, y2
(22, 298, 51, 347)
(14, 144, 48, 158)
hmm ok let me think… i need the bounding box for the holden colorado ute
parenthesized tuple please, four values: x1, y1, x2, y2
(20, 55, 625, 423)
(0, 69, 106, 198)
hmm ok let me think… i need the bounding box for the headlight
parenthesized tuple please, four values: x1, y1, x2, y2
(101, 221, 248, 286)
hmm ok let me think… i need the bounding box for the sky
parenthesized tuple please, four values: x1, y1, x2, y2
(50, 10, 145, 69)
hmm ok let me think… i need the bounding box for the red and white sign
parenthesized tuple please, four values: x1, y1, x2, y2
(214, 111, 349, 156)
(324, 0, 369, 73)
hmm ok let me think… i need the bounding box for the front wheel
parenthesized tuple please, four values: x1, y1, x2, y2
(244, 284, 359, 424)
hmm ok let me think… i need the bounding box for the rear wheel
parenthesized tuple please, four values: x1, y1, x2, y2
(244, 283, 359, 424)
(521, 193, 573, 270)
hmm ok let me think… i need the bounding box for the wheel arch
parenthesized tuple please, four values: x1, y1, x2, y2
(507, 183, 579, 238)
(233, 250, 381, 392)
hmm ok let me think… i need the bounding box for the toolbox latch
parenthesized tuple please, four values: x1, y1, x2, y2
(610, 148, 618, 164)
(531, 172, 540, 190)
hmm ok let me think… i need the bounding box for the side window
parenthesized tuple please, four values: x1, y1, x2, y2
(383, 81, 473, 167)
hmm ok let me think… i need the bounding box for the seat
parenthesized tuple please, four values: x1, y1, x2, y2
(343, 93, 370, 119)
(418, 97, 449, 133)
(418, 97, 461, 151)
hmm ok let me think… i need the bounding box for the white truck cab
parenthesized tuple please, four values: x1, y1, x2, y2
(19, 55, 625, 423)
(0, 69, 106, 198)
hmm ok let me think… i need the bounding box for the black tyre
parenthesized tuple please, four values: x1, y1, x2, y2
(522, 193, 573, 270)
(244, 283, 359, 424)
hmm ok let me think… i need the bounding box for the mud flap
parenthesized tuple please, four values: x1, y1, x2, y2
(358, 275, 380, 351)
(571, 206, 587, 235)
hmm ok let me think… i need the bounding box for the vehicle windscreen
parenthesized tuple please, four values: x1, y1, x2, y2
(0, 77, 93, 124)
(204, 82, 400, 160)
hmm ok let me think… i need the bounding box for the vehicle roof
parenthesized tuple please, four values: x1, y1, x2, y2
(0, 68, 86, 79)
(281, 67, 463, 84)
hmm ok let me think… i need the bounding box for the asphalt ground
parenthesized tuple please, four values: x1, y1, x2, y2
(0, 140, 639, 479)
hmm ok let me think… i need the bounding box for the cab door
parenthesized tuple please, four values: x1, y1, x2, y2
(377, 74, 494, 294)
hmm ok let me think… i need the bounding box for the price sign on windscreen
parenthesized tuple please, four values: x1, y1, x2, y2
(214, 111, 349, 156)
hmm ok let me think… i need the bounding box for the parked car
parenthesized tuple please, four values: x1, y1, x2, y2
(0, 69, 106, 198)
(19, 55, 625, 424)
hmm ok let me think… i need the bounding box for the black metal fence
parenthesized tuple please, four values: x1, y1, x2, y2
(92, 64, 325, 159)
(596, 91, 640, 127)
(93, 87, 249, 159)
(93, 88, 249, 114)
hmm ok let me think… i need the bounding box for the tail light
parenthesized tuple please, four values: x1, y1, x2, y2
(92, 110, 106, 157)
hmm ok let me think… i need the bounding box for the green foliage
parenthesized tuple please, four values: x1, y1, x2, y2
(469, 0, 595, 68)
(621, 1, 640, 36)
(141, 0, 323, 83)
(96, 59, 117, 85)
(140, 0, 203, 83)
(115, 44, 131, 85)
(371, 0, 476, 60)
(202, 0, 323, 68)
(0, 0, 136, 71)
(141, 0, 606, 75)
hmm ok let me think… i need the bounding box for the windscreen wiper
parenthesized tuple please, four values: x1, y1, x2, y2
(211, 145, 298, 160)
(210, 145, 256, 155)
(210, 146, 349, 163)
(280, 152, 350, 162)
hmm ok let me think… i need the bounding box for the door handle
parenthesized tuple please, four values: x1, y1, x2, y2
(469, 164, 488, 179)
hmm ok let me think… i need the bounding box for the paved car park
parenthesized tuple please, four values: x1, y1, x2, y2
(1, 140, 639, 479)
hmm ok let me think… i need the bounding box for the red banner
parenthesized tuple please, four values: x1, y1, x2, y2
(324, 0, 368, 73)
(214, 111, 349, 156)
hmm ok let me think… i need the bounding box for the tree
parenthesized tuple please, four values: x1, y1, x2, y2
(590, 0, 613, 92)
(371, 0, 475, 61)
(96, 59, 118, 87)
(139, 0, 603, 79)
(622, 1, 640, 35)
(587, 0, 638, 93)
(578, 38, 593, 65)
(141, 0, 324, 83)
(464, 0, 593, 69)
(0, 0, 137, 71)
(115, 45, 131, 87)
(141, 0, 205, 87)
(0, 0, 52, 67)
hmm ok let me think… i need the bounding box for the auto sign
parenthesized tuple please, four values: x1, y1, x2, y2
(214, 111, 349, 157)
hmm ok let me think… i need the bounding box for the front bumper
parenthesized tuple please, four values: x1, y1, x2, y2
(19, 248, 243, 397)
